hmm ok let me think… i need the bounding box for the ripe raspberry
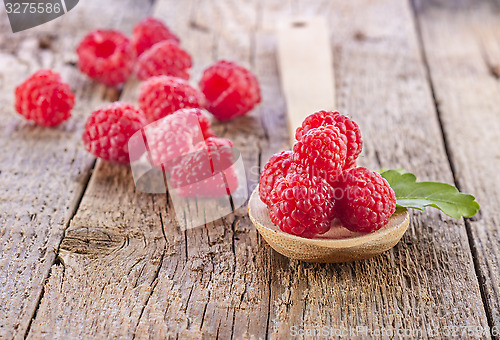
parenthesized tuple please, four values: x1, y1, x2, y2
(135, 40, 192, 81)
(138, 76, 205, 123)
(199, 60, 261, 121)
(335, 167, 396, 232)
(173, 108, 215, 139)
(292, 126, 347, 186)
(269, 173, 335, 238)
(82, 102, 146, 164)
(296, 111, 362, 169)
(132, 17, 180, 56)
(77, 30, 135, 86)
(169, 137, 238, 198)
(258, 151, 294, 206)
(15, 69, 74, 127)
(144, 114, 198, 171)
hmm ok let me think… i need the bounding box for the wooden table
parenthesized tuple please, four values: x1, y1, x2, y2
(1, 0, 499, 338)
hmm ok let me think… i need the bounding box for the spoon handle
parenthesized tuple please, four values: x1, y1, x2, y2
(277, 17, 336, 146)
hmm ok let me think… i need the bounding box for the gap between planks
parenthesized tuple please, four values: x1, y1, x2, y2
(22, 160, 96, 340)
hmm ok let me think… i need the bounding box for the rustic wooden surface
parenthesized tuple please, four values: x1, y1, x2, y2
(0, 0, 499, 339)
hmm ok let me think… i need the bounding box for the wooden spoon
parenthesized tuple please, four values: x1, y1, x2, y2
(247, 17, 410, 263)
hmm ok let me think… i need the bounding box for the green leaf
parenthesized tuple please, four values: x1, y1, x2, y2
(380, 170, 480, 219)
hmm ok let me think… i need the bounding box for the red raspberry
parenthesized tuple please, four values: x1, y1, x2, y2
(173, 108, 215, 139)
(169, 137, 238, 197)
(292, 126, 347, 186)
(258, 151, 294, 206)
(269, 173, 335, 238)
(77, 30, 135, 86)
(138, 76, 205, 123)
(82, 102, 146, 164)
(296, 111, 362, 169)
(335, 167, 396, 232)
(135, 40, 191, 81)
(132, 17, 180, 56)
(144, 115, 198, 171)
(199, 60, 261, 121)
(14, 69, 74, 126)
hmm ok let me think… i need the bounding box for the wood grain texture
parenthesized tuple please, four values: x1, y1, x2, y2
(21, 0, 495, 339)
(0, 1, 152, 338)
(27, 0, 275, 338)
(265, 0, 490, 338)
(414, 0, 500, 333)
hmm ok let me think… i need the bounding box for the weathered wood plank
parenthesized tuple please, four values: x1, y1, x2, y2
(0, 1, 152, 338)
(262, 0, 490, 338)
(26, 0, 493, 339)
(27, 0, 275, 338)
(414, 0, 500, 333)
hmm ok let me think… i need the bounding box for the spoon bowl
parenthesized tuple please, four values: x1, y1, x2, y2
(248, 187, 410, 263)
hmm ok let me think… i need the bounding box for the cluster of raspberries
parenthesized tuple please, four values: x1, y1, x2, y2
(259, 111, 396, 237)
(14, 17, 262, 197)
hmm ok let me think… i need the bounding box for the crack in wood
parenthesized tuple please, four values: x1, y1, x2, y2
(132, 250, 166, 339)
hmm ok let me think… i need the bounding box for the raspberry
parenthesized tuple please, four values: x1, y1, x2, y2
(14, 69, 74, 127)
(82, 102, 146, 164)
(292, 126, 347, 186)
(144, 114, 199, 171)
(138, 76, 205, 123)
(172, 108, 215, 139)
(132, 17, 180, 56)
(335, 167, 396, 232)
(135, 40, 191, 81)
(199, 60, 261, 121)
(169, 137, 238, 197)
(269, 173, 335, 238)
(77, 30, 135, 86)
(258, 151, 294, 206)
(296, 111, 362, 169)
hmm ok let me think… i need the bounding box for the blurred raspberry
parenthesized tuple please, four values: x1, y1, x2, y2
(258, 151, 294, 206)
(15, 69, 74, 127)
(199, 60, 260, 121)
(296, 111, 362, 169)
(171, 108, 215, 139)
(82, 102, 146, 164)
(132, 17, 180, 56)
(292, 126, 347, 186)
(135, 40, 191, 80)
(138, 76, 205, 123)
(143, 115, 197, 171)
(335, 167, 396, 232)
(77, 30, 135, 86)
(169, 137, 238, 197)
(269, 173, 335, 238)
